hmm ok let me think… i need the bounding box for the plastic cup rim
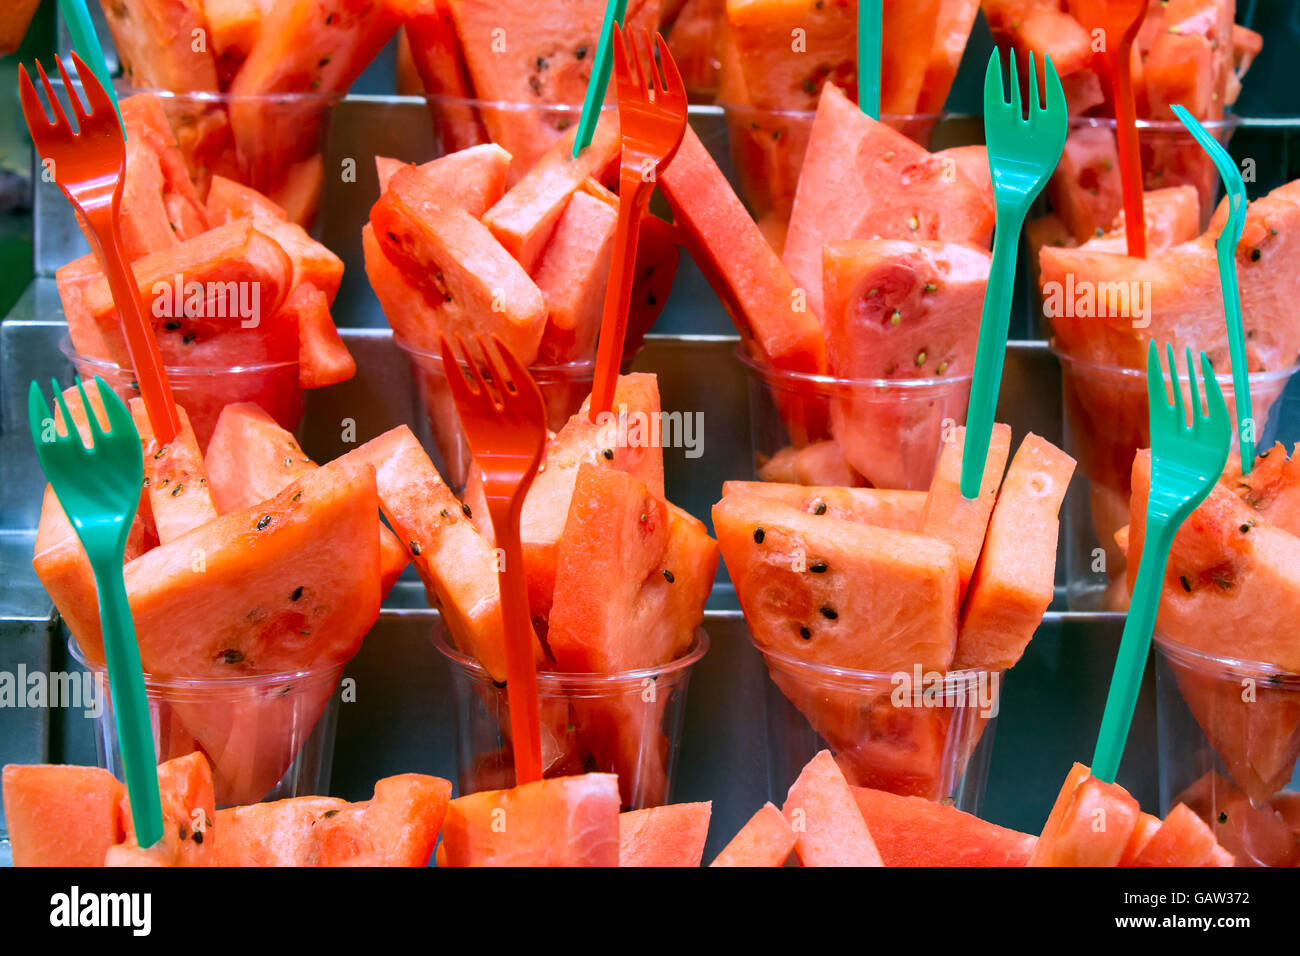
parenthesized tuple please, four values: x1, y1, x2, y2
(393, 334, 597, 376)
(1153, 632, 1300, 684)
(433, 625, 710, 690)
(1066, 113, 1243, 133)
(61, 336, 300, 376)
(749, 631, 1002, 686)
(735, 343, 974, 390)
(119, 84, 343, 106)
(717, 102, 949, 124)
(1048, 340, 1300, 386)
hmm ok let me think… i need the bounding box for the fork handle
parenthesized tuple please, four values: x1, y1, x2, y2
(1091, 512, 1174, 784)
(1109, 46, 1146, 260)
(88, 205, 183, 446)
(589, 176, 652, 422)
(496, 507, 544, 785)
(89, 554, 165, 848)
(960, 203, 1024, 498)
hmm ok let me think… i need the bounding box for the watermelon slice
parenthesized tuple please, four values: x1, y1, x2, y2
(120, 139, 185, 260)
(279, 282, 357, 388)
(781, 750, 884, 866)
(783, 84, 994, 319)
(397, 0, 487, 153)
(921, 424, 1012, 600)
(1129, 803, 1229, 867)
(532, 188, 618, 365)
(917, 0, 981, 112)
(1047, 127, 1123, 244)
(445, 0, 662, 174)
(618, 801, 712, 866)
(1224, 442, 1300, 535)
(212, 773, 452, 866)
(713, 493, 959, 674)
(110, 752, 215, 867)
(2, 764, 124, 867)
(1175, 770, 1298, 867)
(955, 434, 1076, 671)
(1081, 185, 1203, 256)
(851, 786, 1038, 866)
(203, 403, 410, 597)
(378, 144, 513, 218)
(981, 1, 1093, 79)
(100, 0, 219, 94)
(665, 0, 726, 98)
(719, 481, 926, 533)
(363, 222, 444, 353)
(1027, 763, 1140, 866)
(439, 773, 621, 866)
(757, 441, 863, 486)
(709, 801, 796, 867)
(130, 398, 218, 544)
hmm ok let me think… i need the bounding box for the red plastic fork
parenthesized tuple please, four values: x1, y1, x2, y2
(440, 333, 549, 785)
(19, 52, 182, 444)
(589, 28, 689, 422)
(1073, 0, 1150, 258)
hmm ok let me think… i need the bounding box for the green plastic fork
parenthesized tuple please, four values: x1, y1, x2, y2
(960, 48, 1067, 499)
(28, 377, 163, 848)
(1091, 343, 1232, 784)
(1172, 103, 1254, 474)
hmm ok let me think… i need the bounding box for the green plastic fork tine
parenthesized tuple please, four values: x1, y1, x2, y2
(1043, 54, 1065, 115)
(983, 48, 1005, 107)
(1026, 50, 1040, 118)
(1185, 348, 1202, 426)
(75, 377, 105, 442)
(96, 378, 135, 437)
(1007, 48, 1022, 118)
(51, 381, 83, 450)
(1165, 343, 1185, 426)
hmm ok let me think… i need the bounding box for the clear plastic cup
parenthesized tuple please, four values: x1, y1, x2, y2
(62, 338, 303, 450)
(396, 335, 595, 492)
(1053, 344, 1297, 609)
(435, 622, 709, 810)
(1154, 635, 1300, 867)
(121, 87, 342, 230)
(753, 636, 1002, 814)
(739, 346, 973, 491)
(716, 105, 954, 229)
(70, 638, 345, 810)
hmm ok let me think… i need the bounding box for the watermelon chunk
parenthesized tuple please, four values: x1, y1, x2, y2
(757, 441, 863, 486)
(851, 786, 1038, 866)
(2, 764, 124, 867)
(213, 773, 452, 866)
(783, 84, 994, 318)
(618, 801, 712, 866)
(110, 752, 215, 868)
(781, 750, 884, 866)
(1175, 770, 1298, 867)
(532, 188, 617, 365)
(660, 125, 826, 376)
(100, 0, 219, 93)
(1028, 763, 1140, 866)
(1130, 803, 1227, 867)
(917, 0, 981, 112)
(709, 801, 796, 867)
(714, 492, 959, 673)
(129, 398, 218, 544)
(1046, 127, 1123, 245)
(1224, 442, 1300, 535)
(920, 424, 1012, 600)
(120, 139, 184, 260)
(397, 0, 487, 153)
(721, 481, 925, 532)
(377, 144, 513, 218)
(981, 1, 1093, 79)
(439, 773, 621, 866)
(955, 434, 1076, 670)
(363, 222, 444, 352)
(1081, 186, 1203, 257)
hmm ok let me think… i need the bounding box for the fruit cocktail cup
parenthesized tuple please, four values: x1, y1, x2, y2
(71, 637, 345, 810)
(435, 621, 709, 811)
(753, 635, 1002, 814)
(740, 345, 973, 491)
(1052, 344, 1296, 610)
(1154, 634, 1300, 867)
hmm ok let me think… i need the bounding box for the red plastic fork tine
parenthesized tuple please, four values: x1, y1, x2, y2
(487, 334, 540, 411)
(456, 332, 496, 404)
(438, 334, 478, 407)
(474, 333, 513, 397)
(69, 51, 114, 118)
(656, 32, 685, 101)
(638, 29, 660, 95)
(17, 66, 52, 131)
(34, 60, 70, 131)
(612, 25, 632, 89)
(53, 56, 89, 126)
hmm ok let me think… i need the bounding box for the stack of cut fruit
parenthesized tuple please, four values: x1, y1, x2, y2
(364, 122, 679, 484)
(715, 0, 983, 226)
(1117, 443, 1300, 865)
(394, 0, 666, 176)
(56, 93, 356, 447)
(1041, 178, 1300, 597)
(987, 0, 1264, 239)
(3, 752, 453, 867)
(661, 83, 996, 490)
(98, 0, 400, 223)
(714, 425, 1076, 798)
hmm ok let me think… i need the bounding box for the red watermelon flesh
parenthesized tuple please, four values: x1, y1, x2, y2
(213, 773, 452, 866)
(112, 752, 215, 867)
(482, 117, 622, 274)
(1080, 185, 1203, 256)
(371, 168, 549, 365)
(1176, 771, 1298, 867)
(659, 124, 827, 376)
(757, 441, 864, 487)
(618, 801, 712, 866)
(1047, 127, 1123, 245)
(532, 188, 617, 366)
(1130, 803, 1229, 867)
(956, 434, 1076, 671)
(851, 786, 1038, 866)
(101, 7, 218, 102)
(439, 772, 621, 866)
(1224, 442, 1300, 536)
(1143, 0, 1234, 122)
(721, 481, 926, 532)
(921, 424, 1012, 600)
(363, 222, 443, 352)
(280, 282, 356, 389)
(203, 402, 409, 597)
(783, 84, 994, 319)
(129, 398, 218, 544)
(982, 1, 1093, 79)
(378, 144, 513, 219)
(713, 493, 959, 674)
(624, 213, 682, 360)
(118, 94, 209, 239)
(2, 764, 124, 867)
(782, 749, 884, 866)
(398, 0, 487, 153)
(1028, 763, 1140, 866)
(1119, 810, 1164, 865)
(709, 801, 796, 867)
(917, 0, 982, 112)
(120, 139, 184, 261)
(445, 0, 661, 176)
(665, 0, 726, 99)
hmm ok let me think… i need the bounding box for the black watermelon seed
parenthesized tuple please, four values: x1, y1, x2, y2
(164, 320, 181, 331)
(799, 626, 812, 641)
(440, 508, 450, 518)
(170, 483, 183, 497)
(813, 501, 827, 515)
(462, 503, 473, 518)
(1218, 811, 1229, 824)
(1250, 248, 1262, 262)
(602, 448, 614, 460)
(220, 649, 244, 664)
(1180, 576, 1192, 592)
(192, 830, 204, 844)
(410, 541, 422, 556)
(256, 514, 272, 530)
(291, 586, 304, 602)
(810, 561, 828, 574)
(663, 569, 675, 583)
(820, 607, 838, 620)
(753, 527, 765, 544)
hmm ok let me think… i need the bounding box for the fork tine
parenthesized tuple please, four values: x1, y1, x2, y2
(438, 334, 478, 409)
(34, 60, 70, 131)
(75, 377, 104, 443)
(1026, 50, 1041, 118)
(456, 332, 496, 406)
(1200, 352, 1229, 431)
(656, 33, 685, 102)
(94, 378, 135, 437)
(28, 381, 55, 445)
(1164, 343, 1185, 426)
(476, 334, 513, 395)
(1007, 48, 1022, 120)
(983, 50, 1006, 110)
(51, 380, 86, 451)
(1184, 348, 1203, 426)
(18, 65, 53, 130)
(612, 25, 631, 88)
(642, 29, 663, 96)
(68, 52, 111, 118)
(53, 56, 89, 127)
(1042, 54, 1065, 117)
(628, 26, 647, 94)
